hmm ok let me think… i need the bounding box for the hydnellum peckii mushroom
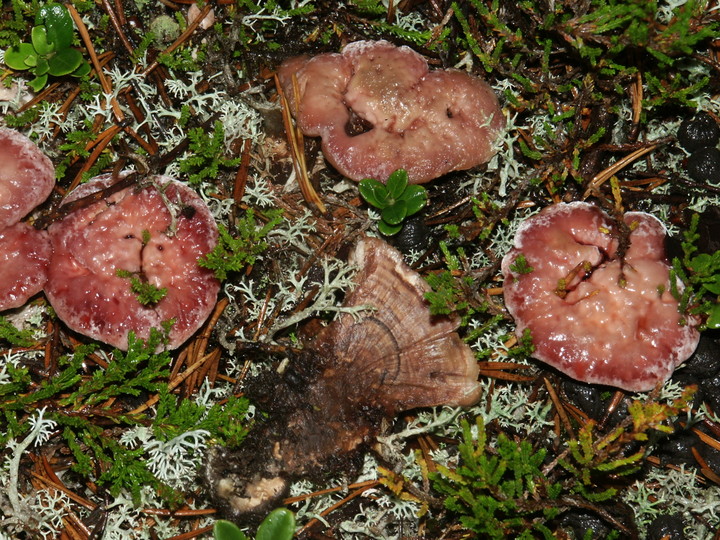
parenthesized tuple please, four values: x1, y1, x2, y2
(0, 128, 54, 311)
(44, 171, 220, 350)
(277, 40, 505, 184)
(501, 202, 700, 392)
(204, 236, 481, 519)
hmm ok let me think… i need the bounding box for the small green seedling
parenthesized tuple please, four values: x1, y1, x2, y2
(213, 508, 295, 540)
(359, 169, 427, 236)
(670, 213, 720, 330)
(685, 251, 720, 329)
(115, 269, 168, 306)
(4, 3, 90, 92)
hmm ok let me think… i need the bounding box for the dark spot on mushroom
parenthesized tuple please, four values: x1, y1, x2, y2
(344, 107, 374, 137)
(180, 205, 197, 220)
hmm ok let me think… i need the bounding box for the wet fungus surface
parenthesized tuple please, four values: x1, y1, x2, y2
(0, 222, 52, 312)
(204, 236, 480, 518)
(44, 172, 221, 350)
(278, 39, 505, 183)
(501, 202, 701, 392)
(0, 127, 55, 230)
(0, 128, 54, 311)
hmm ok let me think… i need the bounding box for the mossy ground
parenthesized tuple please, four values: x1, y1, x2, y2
(1, 1, 720, 538)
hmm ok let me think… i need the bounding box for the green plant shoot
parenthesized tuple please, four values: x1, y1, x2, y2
(115, 269, 168, 306)
(213, 508, 295, 540)
(359, 169, 427, 236)
(4, 3, 90, 92)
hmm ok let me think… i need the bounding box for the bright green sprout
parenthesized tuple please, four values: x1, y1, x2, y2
(213, 508, 295, 540)
(359, 169, 427, 236)
(3, 3, 90, 92)
(670, 214, 720, 330)
(115, 269, 169, 306)
(509, 253, 534, 275)
(198, 208, 283, 281)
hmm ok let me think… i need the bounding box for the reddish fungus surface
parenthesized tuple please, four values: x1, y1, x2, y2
(0, 127, 55, 230)
(501, 202, 700, 392)
(278, 39, 505, 183)
(0, 222, 51, 311)
(44, 172, 220, 350)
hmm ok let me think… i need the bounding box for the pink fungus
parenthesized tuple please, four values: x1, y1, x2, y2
(0, 127, 54, 311)
(501, 202, 700, 392)
(0, 222, 51, 311)
(45, 172, 220, 350)
(0, 127, 55, 230)
(278, 39, 505, 184)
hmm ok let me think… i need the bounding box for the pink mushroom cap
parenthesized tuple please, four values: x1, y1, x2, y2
(278, 40, 505, 184)
(0, 127, 55, 230)
(0, 222, 51, 311)
(501, 202, 700, 392)
(45, 172, 220, 350)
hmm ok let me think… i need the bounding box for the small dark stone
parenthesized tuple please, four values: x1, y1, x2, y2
(657, 431, 697, 467)
(699, 372, 720, 416)
(647, 513, 686, 540)
(558, 510, 612, 539)
(695, 207, 720, 254)
(678, 112, 720, 152)
(562, 380, 604, 419)
(686, 147, 720, 183)
(698, 437, 720, 473)
(674, 334, 720, 380)
(390, 214, 431, 253)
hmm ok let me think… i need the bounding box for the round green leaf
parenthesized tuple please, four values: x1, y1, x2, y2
(27, 74, 48, 92)
(705, 304, 720, 330)
(358, 178, 389, 209)
(385, 168, 408, 199)
(35, 56, 50, 75)
(31, 26, 54, 56)
(212, 519, 248, 540)
(399, 184, 427, 216)
(4, 43, 35, 70)
(378, 220, 403, 236)
(256, 508, 295, 540)
(72, 60, 91, 78)
(38, 3, 74, 49)
(48, 48, 83, 76)
(381, 200, 408, 225)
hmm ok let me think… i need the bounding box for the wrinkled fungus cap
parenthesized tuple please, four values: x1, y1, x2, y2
(0, 222, 51, 311)
(278, 40, 505, 184)
(44, 172, 220, 350)
(501, 202, 700, 392)
(0, 128, 54, 312)
(0, 127, 55, 230)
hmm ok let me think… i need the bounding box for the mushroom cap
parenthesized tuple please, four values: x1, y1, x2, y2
(45, 172, 220, 350)
(501, 202, 700, 392)
(0, 222, 51, 311)
(313, 236, 482, 411)
(0, 127, 55, 229)
(278, 40, 505, 184)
